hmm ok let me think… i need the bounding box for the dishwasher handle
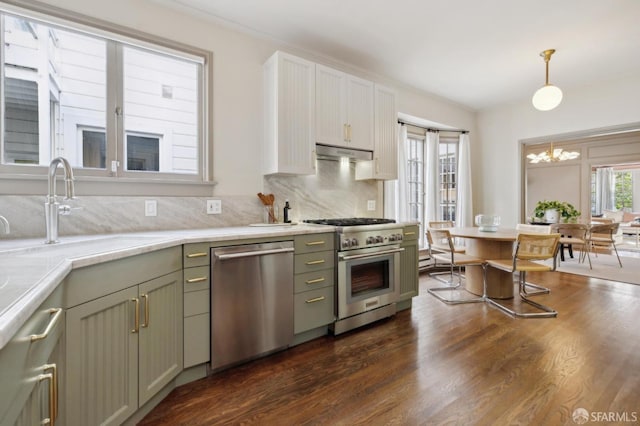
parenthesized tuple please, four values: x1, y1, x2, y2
(215, 247, 294, 260)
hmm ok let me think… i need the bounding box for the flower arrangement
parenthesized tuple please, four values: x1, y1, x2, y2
(533, 200, 581, 222)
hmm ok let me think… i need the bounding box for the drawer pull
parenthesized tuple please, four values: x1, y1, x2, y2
(186, 276, 208, 284)
(43, 364, 58, 421)
(305, 277, 325, 285)
(38, 372, 55, 426)
(141, 294, 149, 328)
(186, 252, 208, 258)
(30, 308, 62, 342)
(131, 298, 140, 333)
(305, 241, 326, 246)
(305, 259, 325, 265)
(404, 231, 416, 236)
(305, 296, 325, 304)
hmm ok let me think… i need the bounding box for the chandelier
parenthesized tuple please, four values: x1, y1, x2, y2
(527, 143, 580, 163)
(532, 49, 563, 111)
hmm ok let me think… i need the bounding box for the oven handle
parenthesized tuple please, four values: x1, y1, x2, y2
(339, 247, 404, 261)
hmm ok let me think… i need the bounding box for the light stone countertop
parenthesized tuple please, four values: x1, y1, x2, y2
(0, 224, 335, 350)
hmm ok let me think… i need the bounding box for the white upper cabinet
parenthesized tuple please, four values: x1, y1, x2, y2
(356, 84, 398, 180)
(263, 51, 316, 175)
(315, 64, 374, 151)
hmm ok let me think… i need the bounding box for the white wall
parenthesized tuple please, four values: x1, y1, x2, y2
(476, 74, 640, 226)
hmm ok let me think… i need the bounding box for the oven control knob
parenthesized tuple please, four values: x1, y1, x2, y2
(396, 233, 403, 241)
(375, 236, 384, 243)
(366, 236, 375, 244)
(351, 238, 359, 247)
(388, 234, 396, 242)
(342, 239, 350, 249)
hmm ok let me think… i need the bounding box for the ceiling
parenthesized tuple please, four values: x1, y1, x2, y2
(158, 0, 640, 111)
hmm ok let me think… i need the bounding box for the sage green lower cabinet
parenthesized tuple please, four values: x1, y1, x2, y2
(65, 269, 183, 426)
(399, 225, 420, 302)
(182, 245, 211, 368)
(0, 286, 64, 426)
(293, 233, 336, 337)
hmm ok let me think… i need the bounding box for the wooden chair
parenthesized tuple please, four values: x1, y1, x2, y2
(426, 229, 486, 304)
(428, 221, 454, 229)
(550, 223, 591, 269)
(426, 227, 466, 284)
(585, 223, 623, 267)
(485, 233, 561, 318)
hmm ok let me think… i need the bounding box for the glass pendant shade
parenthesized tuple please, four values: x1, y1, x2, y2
(532, 84, 563, 111)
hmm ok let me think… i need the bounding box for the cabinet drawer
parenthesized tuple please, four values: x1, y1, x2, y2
(294, 233, 335, 254)
(294, 269, 335, 293)
(294, 286, 335, 334)
(295, 251, 335, 274)
(184, 266, 210, 292)
(184, 313, 210, 368)
(183, 243, 210, 268)
(184, 289, 210, 317)
(403, 225, 419, 241)
(0, 285, 64, 424)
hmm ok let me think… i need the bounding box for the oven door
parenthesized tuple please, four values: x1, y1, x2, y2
(337, 245, 403, 319)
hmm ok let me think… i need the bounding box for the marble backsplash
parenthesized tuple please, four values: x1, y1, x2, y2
(0, 159, 380, 239)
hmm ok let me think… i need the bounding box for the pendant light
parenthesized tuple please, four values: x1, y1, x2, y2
(532, 49, 563, 111)
(527, 142, 579, 163)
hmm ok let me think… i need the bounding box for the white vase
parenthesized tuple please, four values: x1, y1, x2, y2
(545, 209, 559, 223)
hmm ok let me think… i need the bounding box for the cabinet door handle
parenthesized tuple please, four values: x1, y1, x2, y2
(305, 240, 326, 246)
(141, 294, 149, 328)
(186, 252, 207, 258)
(131, 298, 140, 333)
(43, 364, 58, 422)
(37, 372, 55, 426)
(305, 277, 325, 285)
(30, 308, 62, 342)
(343, 123, 349, 142)
(404, 231, 416, 236)
(305, 296, 325, 304)
(347, 124, 352, 142)
(305, 259, 325, 265)
(186, 276, 208, 283)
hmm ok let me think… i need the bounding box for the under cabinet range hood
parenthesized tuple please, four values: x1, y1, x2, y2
(315, 144, 373, 162)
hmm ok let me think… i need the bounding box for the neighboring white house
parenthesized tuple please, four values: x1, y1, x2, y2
(2, 14, 199, 174)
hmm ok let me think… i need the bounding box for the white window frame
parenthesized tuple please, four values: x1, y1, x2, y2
(0, 0, 214, 196)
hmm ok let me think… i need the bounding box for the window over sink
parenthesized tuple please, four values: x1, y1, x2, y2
(0, 2, 213, 195)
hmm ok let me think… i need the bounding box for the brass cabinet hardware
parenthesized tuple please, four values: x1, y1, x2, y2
(30, 308, 62, 342)
(343, 123, 349, 141)
(186, 276, 208, 283)
(186, 252, 207, 258)
(131, 298, 140, 333)
(37, 372, 55, 426)
(305, 240, 326, 246)
(43, 364, 58, 421)
(305, 277, 325, 285)
(305, 259, 325, 265)
(141, 294, 149, 328)
(305, 296, 326, 304)
(347, 124, 352, 142)
(404, 231, 416, 236)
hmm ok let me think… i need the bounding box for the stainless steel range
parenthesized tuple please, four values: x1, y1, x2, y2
(303, 218, 404, 334)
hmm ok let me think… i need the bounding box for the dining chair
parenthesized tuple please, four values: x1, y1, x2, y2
(426, 229, 486, 304)
(485, 233, 561, 318)
(426, 227, 466, 284)
(550, 223, 591, 269)
(585, 223, 623, 267)
(428, 221, 454, 229)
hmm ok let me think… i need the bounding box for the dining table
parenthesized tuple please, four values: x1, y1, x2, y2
(448, 227, 518, 299)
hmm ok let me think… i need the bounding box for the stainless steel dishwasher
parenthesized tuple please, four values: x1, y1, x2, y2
(211, 240, 294, 370)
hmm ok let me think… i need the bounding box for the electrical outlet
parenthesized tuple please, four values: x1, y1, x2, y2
(367, 200, 376, 211)
(145, 200, 157, 217)
(207, 199, 222, 214)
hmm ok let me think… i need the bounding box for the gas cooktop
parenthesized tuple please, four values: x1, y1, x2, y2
(303, 218, 396, 226)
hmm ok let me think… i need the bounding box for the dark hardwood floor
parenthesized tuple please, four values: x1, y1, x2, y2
(140, 270, 640, 425)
